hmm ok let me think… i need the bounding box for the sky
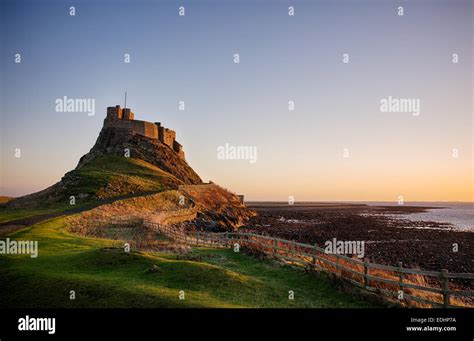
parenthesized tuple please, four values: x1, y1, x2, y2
(1, 0, 473, 202)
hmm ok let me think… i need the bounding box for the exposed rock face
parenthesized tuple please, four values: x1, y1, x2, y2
(177, 184, 255, 231)
(78, 125, 202, 185)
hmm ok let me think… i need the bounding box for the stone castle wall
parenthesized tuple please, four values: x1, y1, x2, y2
(104, 118, 158, 140)
(105, 105, 185, 159)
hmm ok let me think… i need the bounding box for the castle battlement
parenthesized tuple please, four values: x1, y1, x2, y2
(105, 105, 185, 159)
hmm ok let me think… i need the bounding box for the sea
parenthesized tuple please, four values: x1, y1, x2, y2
(358, 202, 474, 232)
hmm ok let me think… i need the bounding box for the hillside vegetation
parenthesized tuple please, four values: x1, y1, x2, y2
(0, 217, 381, 308)
(4, 156, 182, 210)
(0, 112, 377, 308)
(72, 155, 183, 199)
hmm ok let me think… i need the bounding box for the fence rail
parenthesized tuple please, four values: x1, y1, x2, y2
(106, 216, 473, 308)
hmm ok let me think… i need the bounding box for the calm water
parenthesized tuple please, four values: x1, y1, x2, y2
(360, 202, 474, 231)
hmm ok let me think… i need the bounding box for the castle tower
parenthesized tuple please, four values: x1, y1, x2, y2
(122, 108, 134, 120)
(106, 105, 123, 120)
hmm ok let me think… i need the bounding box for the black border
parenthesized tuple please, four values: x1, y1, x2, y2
(0, 308, 472, 340)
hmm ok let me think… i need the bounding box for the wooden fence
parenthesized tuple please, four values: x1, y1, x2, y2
(108, 217, 473, 308)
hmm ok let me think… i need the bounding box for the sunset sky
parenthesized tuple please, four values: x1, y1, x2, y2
(1, 0, 472, 201)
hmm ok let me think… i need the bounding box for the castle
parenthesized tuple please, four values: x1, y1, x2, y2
(104, 105, 185, 159)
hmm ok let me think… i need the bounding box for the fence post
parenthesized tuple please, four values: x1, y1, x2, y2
(398, 262, 404, 293)
(312, 254, 317, 271)
(442, 269, 450, 308)
(363, 262, 368, 288)
(286, 241, 292, 256)
(273, 238, 277, 258)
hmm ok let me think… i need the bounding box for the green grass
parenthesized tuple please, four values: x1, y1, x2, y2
(0, 217, 381, 308)
(72, 155, 180, 196)
(0, 155, 183, 224)
(0, 205, 70, 224)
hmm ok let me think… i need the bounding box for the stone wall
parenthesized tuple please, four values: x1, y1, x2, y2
(173, 140, 185, 159)
(105, 105, 185, 159)
(104, 118, 158, 140)
(156, 124, 178, 149)
(163, 128, 176, 148)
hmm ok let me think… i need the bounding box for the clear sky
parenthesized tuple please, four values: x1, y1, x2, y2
(1, 0, 473, 201)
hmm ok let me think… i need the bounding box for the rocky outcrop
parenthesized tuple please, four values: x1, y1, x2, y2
(177, 183, 256, 231)
(78, 126, 202, 185)
(6, 107, 255, 232)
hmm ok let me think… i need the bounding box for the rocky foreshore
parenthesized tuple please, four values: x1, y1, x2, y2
(242, 203, 473, 275)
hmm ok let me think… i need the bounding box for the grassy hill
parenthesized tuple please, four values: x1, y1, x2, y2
(0, 146, 381, 308)
(0, 155, 183, 224)
(0, 160, 381, 308)
(0, 217, 381, 308)
(0, 108, 382, 308)
(70, 155, 183, 199)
